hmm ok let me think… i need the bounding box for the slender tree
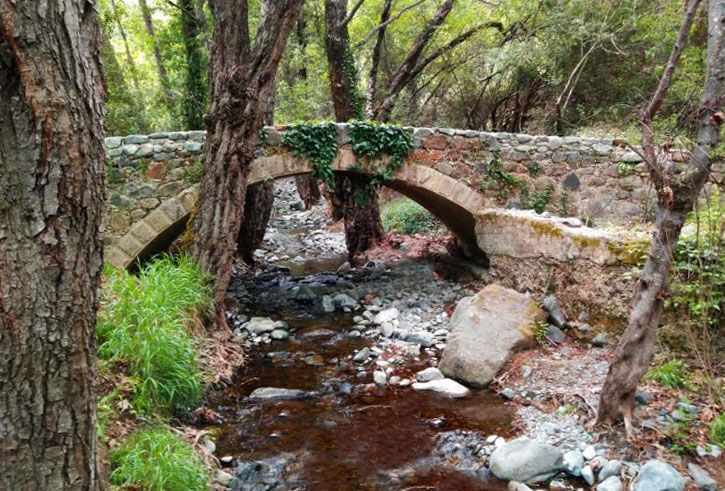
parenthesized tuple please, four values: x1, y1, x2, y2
(190, 0, 303, 328)
(597, 0, 724, 436)
(179, 0, 207, 130)
(139, 0, 175, 107)
(0, 0, 105, 488)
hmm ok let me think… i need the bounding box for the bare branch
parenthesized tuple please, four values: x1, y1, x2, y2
(343, 0, 366, 27)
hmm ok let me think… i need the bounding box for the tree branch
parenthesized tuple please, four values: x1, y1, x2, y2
(355, 0, 429, 49)
(343, 0, 366, 27)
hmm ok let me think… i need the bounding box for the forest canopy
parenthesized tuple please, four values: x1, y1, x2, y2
(101, 0, 708, 139)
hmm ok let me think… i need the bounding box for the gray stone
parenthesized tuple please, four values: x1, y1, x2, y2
(597, 476, 623, 491)
(592, 333, 609, 347)
(373, 370, 387, 386)
(416, 367, 444, 383)
(248, 387, 308, 402)
(696, 444, 722, 459)
(215, 469, 235, 487)
(633, 460, 685, 491)
(353, 347, 371, 363)
(563, 172, 581, 191)
(125, 134, 149, 144)
(541, 294, 568, 328)
(582, 445, 597, 460)
(105, 136, 122, 148)
(412, 378, 471, 398)
(599, 460, 622, 482)
(122, 144, 139, 156)
(687, 463, 716, 491)
(333, 293, 357, 309)
(246, 317, 284, 334)
(489, 438, 563, 483)
(404, 330, 435, 347)
(562, 449, 584, 477)
(321, 295, 335, 313)
(373, 307, 399, 324)
(582, 465, 595, 486)
(509, 482, 534, 491)
(184, 141, 203, 153)
(545, 324, 566, 344)
(439, 284, 544, 387)
(501, 388, 516, 400)
(270, 329, 289, 340)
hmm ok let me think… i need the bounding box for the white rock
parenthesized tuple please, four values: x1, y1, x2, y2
(415, 367, 444, 383)
(373, 370, 387, 386)
(373, 307, 400, 325)
(582, 444, 597, 460)
(597, 476, 623, 491)
(411, 378, 470, 398)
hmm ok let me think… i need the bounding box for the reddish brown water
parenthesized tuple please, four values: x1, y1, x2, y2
(208, 313, 514, 490)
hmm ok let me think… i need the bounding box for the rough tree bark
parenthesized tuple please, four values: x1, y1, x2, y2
(189, 0, 303, 329)
(0, 1, 105, 489)
(597, 0, 724, 435)
(179, 0, 207, 130)
(237, 182, 275, 263)
(365, 0, 393, 117)
(139, 0, 175, 107)
(325, 0, 385, 259)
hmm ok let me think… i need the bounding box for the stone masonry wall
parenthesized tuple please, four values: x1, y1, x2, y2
(103, 125, 724, 247)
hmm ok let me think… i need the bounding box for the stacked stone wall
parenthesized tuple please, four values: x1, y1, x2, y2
(103, 125, 724, 247)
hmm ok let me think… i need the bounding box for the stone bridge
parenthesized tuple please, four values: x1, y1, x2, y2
(102, 124, 722, 321)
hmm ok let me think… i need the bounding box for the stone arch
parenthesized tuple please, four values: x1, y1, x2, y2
(105, 150, 486, 269)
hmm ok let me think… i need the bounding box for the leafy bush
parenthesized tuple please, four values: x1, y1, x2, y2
(382, 198, 438, 235)
(646, 359, 689, 389)
(709, 413, 725, 447)
(98, 256, 210, 415)
(111, 426, 209, 491)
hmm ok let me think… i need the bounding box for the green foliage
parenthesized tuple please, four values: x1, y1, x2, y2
(533, 320, 549, 345)
(646, 359, 689, 389)
(348, 120, 414, 184)
(282, 122, 339, 187)
(97, 256, 210, 415)
(382, 198, 439, 234)
(526, 161, 541, 177)
(342, 47, 365, 120)
(617, 161, 638, 176)
(183, 159, 205, 184)
(520, 183, 555, 214)
(111, 426, 209, 491)
(668, 190, 724, 327)
(480, 151, 520, 196)
(709, 413, 725, 447)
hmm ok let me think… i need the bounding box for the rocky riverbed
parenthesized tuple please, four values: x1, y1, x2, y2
(202, 179, 722, 491)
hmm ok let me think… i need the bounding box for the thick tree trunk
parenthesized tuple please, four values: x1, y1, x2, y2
(139, 0, 175, 107)
(597, 0, 724, 434)
(296, 175, 322, 209)
(0, 1, 105, 489)
(237, 182, 275, 263)
(190, 0, 303, 329)
(325, 0, 386, 258)
(180, 0, 207, 130)
(336, 174, 386, 262)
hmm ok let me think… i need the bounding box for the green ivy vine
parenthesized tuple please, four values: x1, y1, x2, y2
(342, 47, 365, 120)
(348, 120, 414, 186)
(281, 122, 338, 187)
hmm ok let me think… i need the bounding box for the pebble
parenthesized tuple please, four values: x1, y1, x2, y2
(582, 465, 595, 486)
(687, 463, 716, 491)
(353, 347, 371, 363)
(597, 476, 623, 491)
(270, 329, 289, 340)
(412, 378, 470, 398)
(562, 449, 584, 477)
(582, 444, 597, 460)
(415, 367, 444, 383)
(599, 460, 622, 482)
(373, 370, 387, 386)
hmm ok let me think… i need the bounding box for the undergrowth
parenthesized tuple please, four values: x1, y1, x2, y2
(646, 359, 689, 389)
(709, 413, 725, 447)
(97, 256, 210, 416)
(382, 198, 439, 234)
(110, 426, 209, 491)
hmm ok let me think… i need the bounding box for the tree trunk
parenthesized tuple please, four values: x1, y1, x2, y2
(296, 175, 322, 209)
(0, 1, 105, 488)
(336, 174, 386, 262)
(139, 0, 175, 107)
(365, 0, 393, 116)
(325, 0, 386, 258)
(597, 0, 724, 434)
(237, 182, 275, 264)
(179, 0, 207, 130)
(189, 0, 303, 329)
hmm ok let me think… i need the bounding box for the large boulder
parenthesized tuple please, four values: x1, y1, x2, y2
(489, 438, 563, 483)
(439, 284, 545, 387)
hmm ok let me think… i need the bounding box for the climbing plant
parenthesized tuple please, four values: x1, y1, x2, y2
(281, 122, 339, 187)
(342, 47, 364, 120)
(348, 120, 414, 186)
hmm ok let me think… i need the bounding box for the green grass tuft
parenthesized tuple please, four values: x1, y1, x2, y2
(98, 256, 211, 415)
(111, 426, 209, 491)
(382, 198, 439, 235)
(710, 413, 725, 447)
(646, 359, 689, 389)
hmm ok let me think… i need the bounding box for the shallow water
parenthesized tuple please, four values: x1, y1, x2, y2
(208, 303, 513, 490)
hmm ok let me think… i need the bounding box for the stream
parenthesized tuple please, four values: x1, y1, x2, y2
(206, 180, 515, 491)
